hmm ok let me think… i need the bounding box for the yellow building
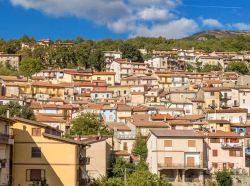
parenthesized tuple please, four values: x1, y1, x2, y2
(0, 117, 14, 186)
(12, 117, 88, 186)
(31, 82, 65, 99)
(207, 120, 231, 132)
(92, 72, 115, 86)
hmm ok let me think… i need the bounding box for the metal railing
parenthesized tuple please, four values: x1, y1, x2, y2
(158, 163, 203, 169)
(115, 133, 136, 140)
(221, 142, 243, 149)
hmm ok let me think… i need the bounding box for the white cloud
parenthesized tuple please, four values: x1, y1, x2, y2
(202, 18, 223, 28)
(131, 18, 199, 39)
(10, 0, 199, 38)
(231, 23, 250, 30)
(138, 7, 174, 20)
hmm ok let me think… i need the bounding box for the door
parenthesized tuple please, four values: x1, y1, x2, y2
(164, 157, 172, 167)
(187, 157, 195, 167)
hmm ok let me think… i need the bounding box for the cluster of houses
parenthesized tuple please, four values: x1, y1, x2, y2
(0, 48, 250, 186)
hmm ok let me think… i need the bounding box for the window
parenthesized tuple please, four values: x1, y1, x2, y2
(108, 77, 111, 81)
(164, 157, 172, 166)
(32, 147, 41, 158)
(26, 169, 45, 181)
(123, 142, 128, 151)
(210, 92, 215, 96)
(212, 150, 218, 157)
(212, 163, 218, 168)
(229, 150, 243, 157)
(243, 92, 246, 96)
(219, 124, 223, 127)
(243, 99, 245, 103)
(124, 90, 127, 94)
(97, 77, 101, 80)
(188, 140, 196, 147)
(164, 140, 172, 147)
(210, 138, 220, 143)
(32, 128, 41, 136)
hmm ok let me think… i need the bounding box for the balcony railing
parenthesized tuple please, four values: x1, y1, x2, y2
(115, 133, 136, 140)
(0, 133, 9, 144)
(221, 142, 243, 149)
(158, 163, 203, 169)
(220, 96, 232, 100)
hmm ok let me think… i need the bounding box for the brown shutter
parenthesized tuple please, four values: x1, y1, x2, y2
(229, 150, 236, 157)
(188, 140, 196, 147)
(212, 150, 218, 156)
(187, 157, 195, 167)
(123, 142, 128, 151)
(212, 163, 218, 168)
(164, 140, 172, 147)
(164, 157, 172, 167)
(30, 169, 41, 181)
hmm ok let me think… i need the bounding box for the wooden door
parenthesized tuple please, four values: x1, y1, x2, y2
(164, 157, 172, 167)
(187, 157, 195, 167)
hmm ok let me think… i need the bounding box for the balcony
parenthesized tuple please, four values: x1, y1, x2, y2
(221, 142, 243, 149)
(79, 157, 90, 165)
(115, 133, 136, 140)
(158, 163, 203, 169)
(220, 96, 231, 100)
(0, 133, 9, 144)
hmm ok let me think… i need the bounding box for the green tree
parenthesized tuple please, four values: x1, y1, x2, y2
(19, 57, 43, 77)
(202, 64, 221, 72)
(126, 170, 171, 186)
(226, 61, 249, 74)
(132, 133, 148, 160)
(0, 64, 18, 76)
(89, 49, 105, 71)
(0, 101, 34, 119)
(69, 113, 111, 136)
(111, 157, 135, 178)
(91, 177, 123, 186)
(215, 170, 232, 186)
(120, 43, 143, 62)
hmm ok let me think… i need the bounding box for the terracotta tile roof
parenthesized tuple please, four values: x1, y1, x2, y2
(207, 120, 230, 124)
(168, 120, 193, 125)
(151, 114, 174, 121)
(93, 72, 115, 75)
(117, 104, 132, 111)
(32, 82, 66, 88)
(132, 106, 148, 112)
(203, 87, 231, 92)
(207, 108, 248, 113)
(206, 130, 242, 138)
(0, 76, 27, 82)
(35, 114, 66, 123)
(86, 103, 104, 110)
(112, 150, 130, 156)
(108, 123, 131, 131)
(131, 114, 168, 128)
(177, 115, 205, 121)
(150, 129, 203, 138)
(205, 80, 223, 84)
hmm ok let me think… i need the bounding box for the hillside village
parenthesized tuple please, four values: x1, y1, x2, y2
(1, 38, 250, 185)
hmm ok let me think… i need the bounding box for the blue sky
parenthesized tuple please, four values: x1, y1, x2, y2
(1, 0, 250, 40)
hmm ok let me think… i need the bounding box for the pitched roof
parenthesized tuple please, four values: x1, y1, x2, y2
(207, 108, 248, 113)
(150, 129, 203, 138)
(131, 114, 168, 128)
(206, 130, 242, 138)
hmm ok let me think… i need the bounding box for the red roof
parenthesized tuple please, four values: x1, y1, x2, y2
(93, 72, 115, 75)
(207, 130, 242, 138)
